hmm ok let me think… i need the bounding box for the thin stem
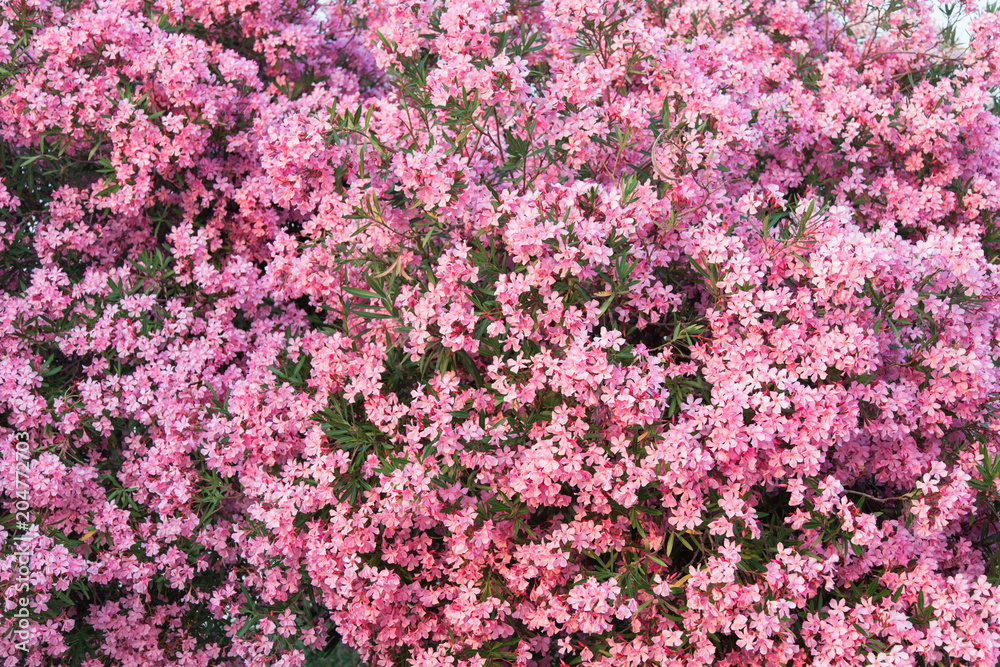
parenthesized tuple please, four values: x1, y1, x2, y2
(845, 490, 910, 503)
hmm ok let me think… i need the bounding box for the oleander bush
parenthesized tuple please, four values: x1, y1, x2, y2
(3, 0, 1000, 665)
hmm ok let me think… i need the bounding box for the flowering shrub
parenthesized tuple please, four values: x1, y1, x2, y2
(2, 0, 1000, 665)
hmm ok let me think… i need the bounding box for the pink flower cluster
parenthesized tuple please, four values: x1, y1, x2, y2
(2, 0, 1000, 666)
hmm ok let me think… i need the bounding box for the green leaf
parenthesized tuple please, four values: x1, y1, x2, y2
(235, 615, 257, 638)
(352, 309, 394, 320)
(598, 295, 615, 315)
(343, 286, 381, 300)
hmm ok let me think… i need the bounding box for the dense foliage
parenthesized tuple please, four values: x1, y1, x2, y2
(2, 0, 1000, 665)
